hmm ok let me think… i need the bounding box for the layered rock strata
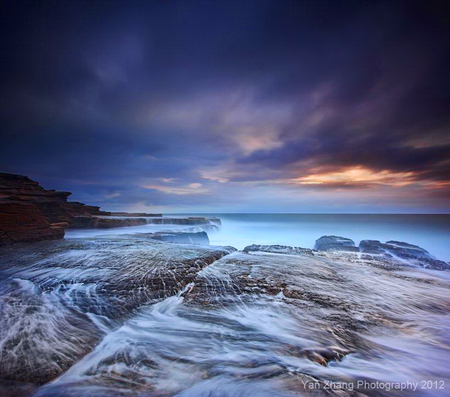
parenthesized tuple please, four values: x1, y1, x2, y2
(1, 173, 220, 244)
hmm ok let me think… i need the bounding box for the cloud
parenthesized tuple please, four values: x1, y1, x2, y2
(1, 0, 449, 212)
(142, 183, 209, 196)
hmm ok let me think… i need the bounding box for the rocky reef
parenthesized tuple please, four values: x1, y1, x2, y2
(0, 233, 447, 396)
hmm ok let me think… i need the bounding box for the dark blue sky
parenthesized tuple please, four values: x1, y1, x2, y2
(1, 0, 449, 212)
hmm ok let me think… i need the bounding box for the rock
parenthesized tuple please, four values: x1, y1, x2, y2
(146, 217, 219, 225)
(49, 222, 70, 229)
(110, 212, 163, 217)
(1, 237, 449, 394)
(243, 244, 314, 256)
(0, 173, 111, 228)
(0, 173, 175, 243)
(302, 346, 350, 366)
(359, 239, 450, 270)
(0, 173, 223, 243)
(314, 235, 358, 251)
(151, 231, 210, 245)
(0, 202, 65, 245)
(0, 173, 110, 220)
(62, 202, 111, 218)
(70, 216, 148, 229)
(0, 237, 232, 384)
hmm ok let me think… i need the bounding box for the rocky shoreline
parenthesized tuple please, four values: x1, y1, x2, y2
(0, 173, 218, 245)
(0, 231, 448, 396)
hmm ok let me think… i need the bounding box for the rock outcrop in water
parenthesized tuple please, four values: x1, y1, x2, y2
(314, 235, 358, 251)
(0, 173, 110, 222)
(359, 239, 450, 270)
(250, 237, 450, 271)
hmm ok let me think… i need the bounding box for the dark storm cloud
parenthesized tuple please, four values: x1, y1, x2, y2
(1, 0, 449, 211)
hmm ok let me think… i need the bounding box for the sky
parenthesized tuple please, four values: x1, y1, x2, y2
(1, 0, 449, 213)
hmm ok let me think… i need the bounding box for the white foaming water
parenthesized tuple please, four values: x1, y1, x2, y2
(33, 250, 450, 396)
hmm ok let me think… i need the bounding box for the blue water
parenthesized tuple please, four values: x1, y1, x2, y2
(177, 214, 450, 262)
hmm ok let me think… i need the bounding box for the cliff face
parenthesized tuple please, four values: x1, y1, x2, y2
(0, 202, 65, 244)
(0, 173, 125, 245)
(0, 173, 111, 223)
(0, 173, 217, 245)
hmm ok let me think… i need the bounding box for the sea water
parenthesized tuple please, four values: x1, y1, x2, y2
(66, 214, 450, 261)
(174, 214, 450, 261)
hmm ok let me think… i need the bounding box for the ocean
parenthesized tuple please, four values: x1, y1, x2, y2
(176, 213, 450, 261)
(66, 213, 450, 261)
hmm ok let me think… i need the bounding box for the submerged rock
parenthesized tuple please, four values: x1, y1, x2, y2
(243, 244, 314, 256)
(151, 231, 210, 245)
(302, 346, 351, 366)
(314, 235, 358, 251)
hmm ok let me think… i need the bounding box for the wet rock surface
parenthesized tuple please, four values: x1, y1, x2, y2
(0, 236, 232, 385)
(314, 235, 358, 252)
(0, 233, 449, 396)
(180, 251, 450, 395)
(245, 238, 450, 271)
(28, 247, 450, 397)
(243, 244, 314, 256)
(359, 239, 450, 270)
(150, 231, 210, 245)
